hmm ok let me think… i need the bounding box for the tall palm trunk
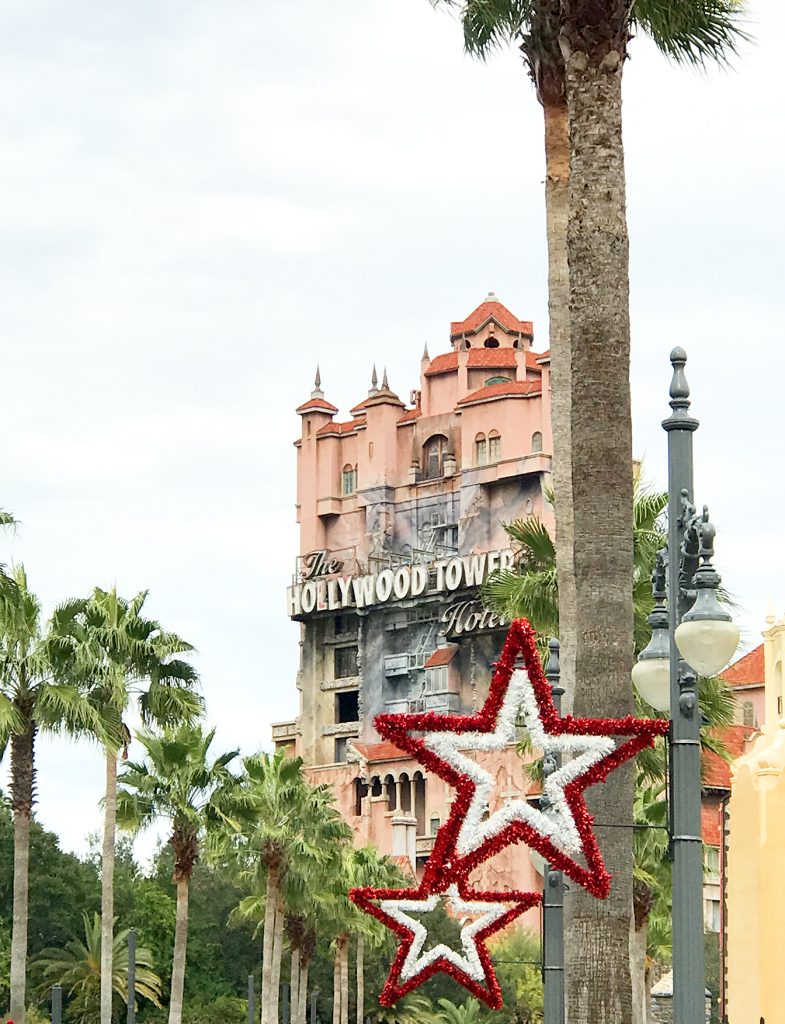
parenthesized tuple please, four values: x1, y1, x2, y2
(101, 748, 118, 1024)
(290, 946, 300, 1024)
(332, 945, 341, 1024)
(261, 869, 279, 1024)
(168, 878, 190, 1024)
(355, 934, 364, 1024)
(542, 95, 577, 709)
(9, 718, 36, 1024)
(631, 880, 654, 1024)
(339, 935, 349, 1024)
(269, 899, 285, 1024)
(561, 18, 635, 1024)
(298, 960, 309, 1024)
(630, 918, 649, 1024)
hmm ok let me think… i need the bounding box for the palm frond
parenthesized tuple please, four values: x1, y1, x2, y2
(632, 0, 749, 68)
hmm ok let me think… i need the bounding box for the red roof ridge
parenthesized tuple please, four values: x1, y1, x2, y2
(450, 296, 533, 339)
(316, 416, 366, 436)
(397, 408, 422, 425)
(296, 397, 338, 415)
(456, 381, 542, 407)
(424, 647, 457, 668)
(351, 740, 408, 763)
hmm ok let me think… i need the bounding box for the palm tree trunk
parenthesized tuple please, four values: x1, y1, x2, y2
(290, 947, 300, 1024)
(261, 869, 279, 1024)
(269, 899, 285, 1024)
(561, 24, 635, 1024)
(168, 878, 190, 1024)
(9, 719, 36, 1024)
(298, 961, 309, 1024)
(101, 748, 118, 1024)
(340, 935, 349, 1024)
(542, 96, 577, 709)
(332, 947, 341, 1024)
(355, 934, 364, 1024)
(630, 918, 649, 1024)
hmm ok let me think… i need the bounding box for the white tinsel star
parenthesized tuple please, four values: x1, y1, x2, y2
(379, 884, 512, 982)
(424, 668, 615, 857)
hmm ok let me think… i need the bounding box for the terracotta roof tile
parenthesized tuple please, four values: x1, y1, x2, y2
(450, 299, 533, 338)
(424, 647, 457, 668)
(296, 397, 338, 415)
(316, 416, 366, 437)
(397, 408, 422, 425)
(425, 349, 544, 378)
(703, 724, 756, 789)
(351, 741, 407, 763)
(456, 381, 542, 407)
(720, 644, 764, 687)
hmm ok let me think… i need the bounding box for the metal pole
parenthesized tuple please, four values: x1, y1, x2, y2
(663, 347, 705, 1021)
(282, 983, 290, 1024)
(309, 990, 318, 1024)
(248, 974, 255, 1024)
(542, 638, 565, 1024)
(51, 984, 63, 1024)
(127, 929, 136, 1024)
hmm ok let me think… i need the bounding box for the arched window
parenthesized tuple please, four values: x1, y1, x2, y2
(474, 433, 487, 466)
(531, 430, 543, 453)
(742, 700, 755, 727)
(341, 464, 357, 496)
(484, 337, 500, 348)
(423, 435, 448, 480)
(488, 430, 501, 462)
(485, 375, 512, 386)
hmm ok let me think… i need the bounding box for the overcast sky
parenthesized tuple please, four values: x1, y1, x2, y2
(1, 1, 783, 859)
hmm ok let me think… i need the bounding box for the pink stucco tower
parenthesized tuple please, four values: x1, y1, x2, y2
(274, 294, 553, 899)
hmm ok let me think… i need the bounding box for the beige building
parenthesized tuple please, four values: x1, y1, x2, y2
(726, 611, 785, 1022)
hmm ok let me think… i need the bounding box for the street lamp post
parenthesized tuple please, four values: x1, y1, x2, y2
(632, 348, 739, 1022)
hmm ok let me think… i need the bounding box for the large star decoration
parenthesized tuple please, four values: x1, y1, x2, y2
(349, 881, 540, 1008)
(376, 618, 669, 898)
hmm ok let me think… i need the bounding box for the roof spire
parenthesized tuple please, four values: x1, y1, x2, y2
(369, 364, 379, 396)
(382, 366, 389, 390)
(422, 342, 429, 360)
(311, 364, 324, 399)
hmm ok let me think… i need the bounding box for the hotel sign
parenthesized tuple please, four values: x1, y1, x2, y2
(440, 600, 507, 637)
(287, 548, 514, 618)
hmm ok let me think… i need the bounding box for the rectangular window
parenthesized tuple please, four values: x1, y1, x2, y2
(475, 439, 487, 466)
(430, 816, 441, 836)
(334, 645, 358, 678)
(341, 467, 357, 496)
(334, 737, 348, 762)
(488, 435, 501, 461)
(335, 689, 359, 723)
(704, 846, 720, 876)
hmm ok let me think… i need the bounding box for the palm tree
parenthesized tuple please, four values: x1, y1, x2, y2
(50, 587, 203, 1024)
(116, 724, 245, 1024)
(432, 8, 745, 1017)
(434, 998, 485, 1024)
(0, 567, 116, 1023)
(228, 751, 351, 1024)
(483, 492, 735, 1022)
(33, 912, 162, 1023)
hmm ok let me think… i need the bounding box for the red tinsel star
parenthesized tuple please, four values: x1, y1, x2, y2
(349, 880, 541, 1008)
(376, 618, 669, 899)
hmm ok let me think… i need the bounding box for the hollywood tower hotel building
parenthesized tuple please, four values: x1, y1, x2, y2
(275, 294, 553, 896)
